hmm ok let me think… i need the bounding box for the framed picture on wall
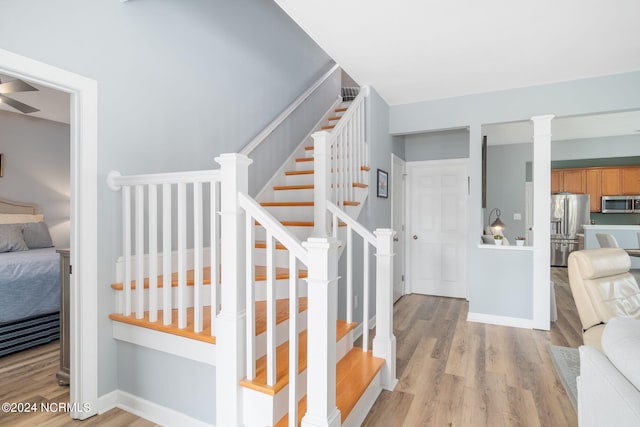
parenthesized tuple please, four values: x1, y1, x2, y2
(377, 169, 388, 198)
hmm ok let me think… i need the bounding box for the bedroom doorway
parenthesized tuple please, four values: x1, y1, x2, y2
(0, 49, 98, 419)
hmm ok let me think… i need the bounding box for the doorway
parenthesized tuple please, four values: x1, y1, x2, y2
(406, 159, 469, 298)
(0, 48, 98, 419)
(391, 154, 405, 302)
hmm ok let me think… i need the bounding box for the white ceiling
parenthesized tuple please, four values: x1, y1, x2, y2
(483, 111, 640, 145)
(273, 0, 640, 106)
(0, 73, 70, 124)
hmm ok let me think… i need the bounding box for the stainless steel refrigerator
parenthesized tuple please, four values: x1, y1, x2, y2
(550, 193, 590, 267)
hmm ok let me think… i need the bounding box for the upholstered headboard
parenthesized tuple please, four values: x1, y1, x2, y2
(0, 198, 38, 214)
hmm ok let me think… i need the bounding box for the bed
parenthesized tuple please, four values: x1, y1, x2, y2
(0, 198, 60, 357)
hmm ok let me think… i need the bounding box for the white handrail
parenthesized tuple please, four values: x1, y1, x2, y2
(327, 201, 375, 245)
(107, 169, 220, 189)
(240, 63, 340, 156)
(238, 193, 309, 265)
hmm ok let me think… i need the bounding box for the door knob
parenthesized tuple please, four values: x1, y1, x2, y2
(393, 237, 399, 242)
(413, 235, 418, 240)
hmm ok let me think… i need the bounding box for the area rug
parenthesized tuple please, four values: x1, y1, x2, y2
(548, 345, 579, 411)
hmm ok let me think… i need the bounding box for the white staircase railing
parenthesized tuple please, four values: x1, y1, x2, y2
(107, 168, 221, 335)
(326, 201, 397, 389)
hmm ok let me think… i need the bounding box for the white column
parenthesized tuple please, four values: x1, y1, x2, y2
(531, 115, 554, 331)
(372, 229, 398, 390)
(301, 237, 341, 427)
(214, 152, 252, 427)
(312, 131, 331, 237)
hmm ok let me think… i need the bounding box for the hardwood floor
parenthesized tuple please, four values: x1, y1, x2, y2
(362, 267, 582, 427)
(0, 268, 581, 426)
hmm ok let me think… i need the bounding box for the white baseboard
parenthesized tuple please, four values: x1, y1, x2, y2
(98, 390, 214, 427)
(467, 312, 534, 329)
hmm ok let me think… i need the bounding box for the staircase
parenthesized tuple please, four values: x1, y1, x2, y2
(106, 85, 397, 427)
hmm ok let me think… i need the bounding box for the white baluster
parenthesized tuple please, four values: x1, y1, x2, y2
(346, 226, 353, 324)
(288, 253, 299, 427)
(162, 183, 172, 325)
(245, 213, 255, 380)
(362, 241, 369, 352)
(266, 231, 276, 386)
(135, 185, 145, 319)
(148, 184, 158, 322)
(301, 237, 341, 427)
(372, 229, 397, 390)
(210, 179, 220, 334)
(193, 181, 203, 333)
(123, 186, 132, 316)
(177, 182, 187, 329)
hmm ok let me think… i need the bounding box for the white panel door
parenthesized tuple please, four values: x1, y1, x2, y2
(408, 160, 468, 298)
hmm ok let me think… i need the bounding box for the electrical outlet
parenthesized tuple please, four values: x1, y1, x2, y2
(354, 295, 358, 309)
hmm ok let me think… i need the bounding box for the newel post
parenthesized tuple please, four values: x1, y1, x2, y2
(312, 131, 331, 237)
(372, 228, 398, 390)
(301, 237, 341, 427)
(214, 153, 252, 427)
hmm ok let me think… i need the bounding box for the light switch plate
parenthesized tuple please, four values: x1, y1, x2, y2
(513, 213, 522, 220)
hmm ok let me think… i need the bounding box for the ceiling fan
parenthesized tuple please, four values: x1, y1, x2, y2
(0, 77, 40, 114)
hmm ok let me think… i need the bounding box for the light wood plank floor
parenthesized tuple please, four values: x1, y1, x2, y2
(0, 268, 580, 426)
(362, 267, 582, 427)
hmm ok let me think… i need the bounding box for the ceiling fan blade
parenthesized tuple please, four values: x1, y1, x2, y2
(0, 79, 38, 95)
(0, 94, 40, 114)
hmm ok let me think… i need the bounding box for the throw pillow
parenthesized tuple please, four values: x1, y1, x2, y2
(0, 224, 29, 252)
(22, 221, 54, 249)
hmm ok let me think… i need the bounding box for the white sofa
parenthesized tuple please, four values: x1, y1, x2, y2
(578, 318, 640, 427)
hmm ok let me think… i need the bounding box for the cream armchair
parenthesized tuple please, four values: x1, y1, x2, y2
(567, 248, 640, 351)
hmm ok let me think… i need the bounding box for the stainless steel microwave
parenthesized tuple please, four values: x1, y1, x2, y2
(601, 195, 640, 213)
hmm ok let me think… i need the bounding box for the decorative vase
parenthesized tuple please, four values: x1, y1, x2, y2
(516, 240, 525, 246)
(494, 239, 503, 246)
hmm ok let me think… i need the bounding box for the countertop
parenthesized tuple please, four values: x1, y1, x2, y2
(582, 224, 640, 230)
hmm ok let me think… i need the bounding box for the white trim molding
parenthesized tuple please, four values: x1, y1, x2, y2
(98, 390, 214, 427)
(467, 312, 534, 329)
(0, 48, 98, 419)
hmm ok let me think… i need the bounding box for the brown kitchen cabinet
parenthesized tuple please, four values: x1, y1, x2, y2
(551, 168, 586, 193)
(601, 168, 622, 195)
(621, 167, 640, 195)
(585, 169, 602, 212)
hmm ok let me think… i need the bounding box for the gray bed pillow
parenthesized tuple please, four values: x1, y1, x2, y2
(0, 224, 29, 252)
(22, 221, 54, 249)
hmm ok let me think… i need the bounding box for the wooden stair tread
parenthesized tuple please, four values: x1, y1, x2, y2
(285, 170, 314, 176)
(254, 265, 308, 281)
(240, 320, 357, 395)
(328, 116, 341, 121)
(273, 184, 314, 191)
(260, 201, 314, 207)
(335, 108, 348, 113)
(295, 157, 314, 163)
(352, 182, 368, 188)
(342, 201, 360, 206)
(360, 165, 370, 171)
(321, 125, 335, 130)
(304, 146, 314, 151)
(255, 220, 346, 227)
(109, 297, 308, 344)
(111, 267, 212, 290)
(275, 348, 384, 426)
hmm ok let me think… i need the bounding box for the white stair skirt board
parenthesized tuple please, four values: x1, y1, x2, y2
(112, 321, 216, 366)
(466, 312, 534, 329)
(98, 390, 213, 427)
(242, 328, 354, 427)
(341, 369, 383, 427)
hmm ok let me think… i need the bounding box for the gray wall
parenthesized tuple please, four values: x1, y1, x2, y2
(486, 143, 532, 242)
(0, 111, 70, 248)
(404, 128, 470, 161)
(552, 133, 640, 160)
(389, 71, 640, 321)
(0, 0, 332, 420)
